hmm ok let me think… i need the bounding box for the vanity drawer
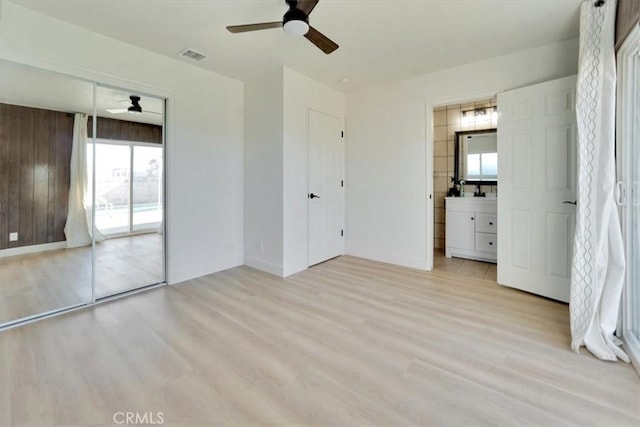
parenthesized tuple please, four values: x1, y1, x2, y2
(475, 214, 497, 233)
(475, 232, 497, 254)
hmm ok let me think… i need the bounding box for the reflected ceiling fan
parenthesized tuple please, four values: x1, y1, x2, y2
(226, 0, 338, 54)
(107, 95, 161, 115)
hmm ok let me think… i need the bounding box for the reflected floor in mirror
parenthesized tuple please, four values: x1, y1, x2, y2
(0, 233, 163, 324)
(95, 233, 163, 298)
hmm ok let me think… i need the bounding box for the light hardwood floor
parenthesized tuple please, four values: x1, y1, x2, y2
(433, 249, 498, 281)
(0, 233, 163, 325)
(1, 256, 638, 426)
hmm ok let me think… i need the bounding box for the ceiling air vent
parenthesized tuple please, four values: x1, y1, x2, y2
(179, 48, 207, 62)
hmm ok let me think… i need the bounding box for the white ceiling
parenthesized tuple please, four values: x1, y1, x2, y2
(11, 0, 583, 93)
(0, 60, 164, 125)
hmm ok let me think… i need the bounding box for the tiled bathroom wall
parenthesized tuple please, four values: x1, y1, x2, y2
(433, 97, 497, 250)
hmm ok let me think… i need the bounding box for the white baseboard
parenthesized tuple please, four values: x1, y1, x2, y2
(623, 331, 640, 378)
(345, 248, 428, 271)
(0, 241, 67, 258)
(168, 254, 243, 285)
(446, 248, 497, 264)
(243, 256, 284, 277)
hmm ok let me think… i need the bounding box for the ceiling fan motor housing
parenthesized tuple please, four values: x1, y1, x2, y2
(283, 6, 309, 36)
(128, 95, 142, 113)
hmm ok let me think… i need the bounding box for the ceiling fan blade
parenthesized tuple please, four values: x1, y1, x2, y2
(143, 110, 162, 115)
(305, 26, 339, 54)
(297, 0, 319, 15)
(227, 22, 282, 33)
(106, 108, 128, 114)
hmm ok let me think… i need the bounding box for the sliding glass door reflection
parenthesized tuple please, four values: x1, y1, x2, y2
(94, 143, 131, 235)
(90, 142, 163, 236)
(132, 145, 163, 232)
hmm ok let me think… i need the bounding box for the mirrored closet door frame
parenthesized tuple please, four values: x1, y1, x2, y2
(0, 62, 167, 330)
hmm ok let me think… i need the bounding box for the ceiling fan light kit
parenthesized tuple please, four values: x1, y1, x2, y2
(283, 8, 309, 36)
(226, 0, 338, 54)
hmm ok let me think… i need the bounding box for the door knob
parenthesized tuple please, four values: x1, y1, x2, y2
(563, 200, 577, 205)
(309, 193, 320, 199)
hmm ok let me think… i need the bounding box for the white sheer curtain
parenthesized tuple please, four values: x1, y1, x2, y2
(570, 0, 628, 362)
(64, 113, 105, 248)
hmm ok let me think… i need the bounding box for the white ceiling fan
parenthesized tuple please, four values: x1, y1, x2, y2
(106, 95, 161, 115)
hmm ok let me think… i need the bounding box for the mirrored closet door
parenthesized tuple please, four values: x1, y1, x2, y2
(92, 85, 165, 298)
(0, 61, 166, 328)
(0, 60, 94, 325)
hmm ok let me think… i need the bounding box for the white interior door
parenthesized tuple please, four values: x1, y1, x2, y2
(308, 110, 344, 266)
(497, 75, 577, 302)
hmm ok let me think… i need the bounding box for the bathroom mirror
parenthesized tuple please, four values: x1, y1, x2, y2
(454, 129, 498, 185)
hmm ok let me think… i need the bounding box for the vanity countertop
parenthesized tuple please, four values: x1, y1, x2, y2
(445, 196, 497, 212)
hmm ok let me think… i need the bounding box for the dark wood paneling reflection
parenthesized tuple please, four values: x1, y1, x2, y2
(0, 103, 73, 249)
(88, 116, 162, 144)
(0, 105, 9, 249)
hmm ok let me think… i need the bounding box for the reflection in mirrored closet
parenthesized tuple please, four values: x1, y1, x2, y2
(0, 60, 166, 327)
(0, 61, 94, 324)
(92, 86, 165, 297)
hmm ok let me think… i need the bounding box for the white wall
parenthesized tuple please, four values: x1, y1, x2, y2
(0, 1, 244, 284)
(345, 38, 579, 270)
(244, 70, 284, 276)
(282, 68, 346, 276)
(242, 67, 345, 277)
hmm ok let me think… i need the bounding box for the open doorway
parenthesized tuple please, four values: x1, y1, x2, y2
(432, 97, 498, 281)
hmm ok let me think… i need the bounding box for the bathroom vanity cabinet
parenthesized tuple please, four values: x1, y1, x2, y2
(445, 197, 497, 263)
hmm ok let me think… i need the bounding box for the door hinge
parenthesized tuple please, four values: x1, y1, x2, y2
(341, 131, 344, 138)
(341, 229, 344, 237)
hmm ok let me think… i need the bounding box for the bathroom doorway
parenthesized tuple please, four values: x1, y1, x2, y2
(432, 97, 498, 281)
